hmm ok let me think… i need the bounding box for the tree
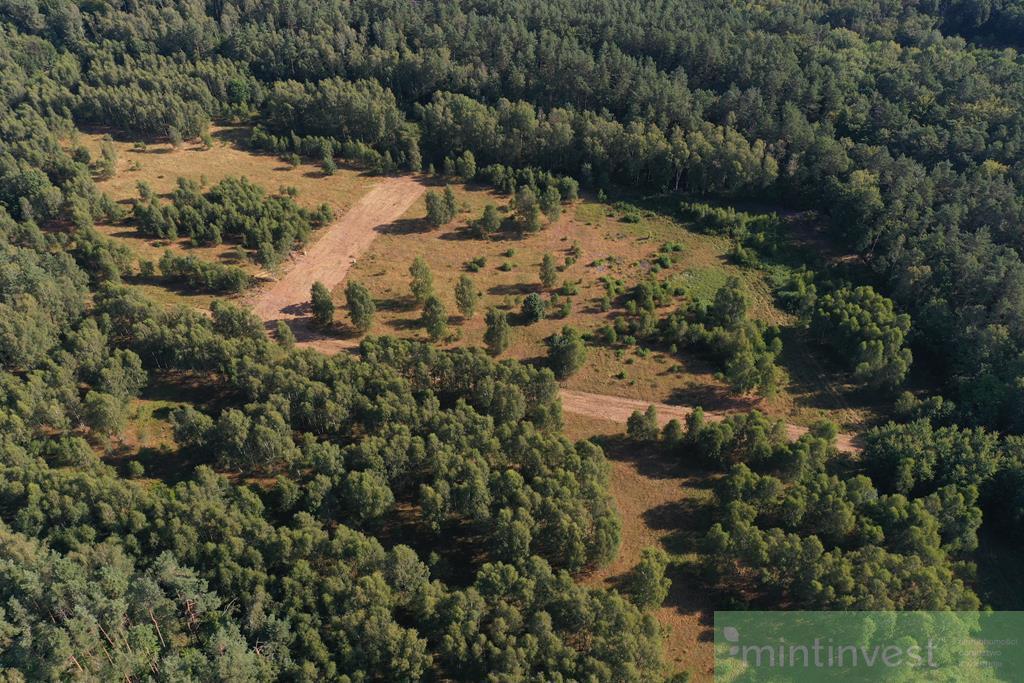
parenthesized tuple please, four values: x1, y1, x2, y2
(409, 256, 434, 306)
(810, 286, 912, 389)
(474, 204, 501, 237)
(455, 275, 478, 319)
(443, 185, 458, 219)
(341, 470, 395, 525)
(547, 326, 588, 379)
(322, 153, 337, 176)
(311, 281, 334, 327)
(275, 320, 296, 349)
(484, 308, 511, 355)
(97, 135, 118, 179)
(539, 186, 562, 221)
(539, 253, 558, 290)
(84, 391, 126, 437)
(513, 186, 542, 232)
(627, 406, 660, 442)
(521, 293, 546, 324)
(710, 276, 748, 329)
(455, 150, 476, 179)
(627, 547, 671, 610)
(346, 280, 375, 333)
(422, 295, 448, 341)
(425, 190, 453, 227)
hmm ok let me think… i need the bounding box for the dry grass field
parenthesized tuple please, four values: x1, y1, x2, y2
(77, 126, 379, 282)
(343, 181, 876, 430)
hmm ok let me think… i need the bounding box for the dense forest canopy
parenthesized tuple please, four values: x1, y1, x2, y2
(2, 0, 1024, 679)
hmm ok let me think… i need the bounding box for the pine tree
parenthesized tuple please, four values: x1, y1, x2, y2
(540, 253, 558, 290)
(547, 326, 588, 378)
(311, 281, 334, 327)
(627, 547, 671, 610)
(475, 204, 501, 237)
(455, 275, 478, 319)
(422, 295, 448, 341)
(346, 280, 375, 333)
(484, 308, 511, 355)
(409, 257, 434, 306)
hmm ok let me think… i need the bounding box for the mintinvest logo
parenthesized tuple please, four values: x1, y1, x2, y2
(718, 622, 935, 670)
(714, 611, 1024, 681)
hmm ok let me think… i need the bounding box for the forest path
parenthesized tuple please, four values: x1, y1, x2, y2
(559, 388, 862, 452)
(250, 175, 424, 338)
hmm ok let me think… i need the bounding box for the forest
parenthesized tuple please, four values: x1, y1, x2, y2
(1, 0, 1024, 679)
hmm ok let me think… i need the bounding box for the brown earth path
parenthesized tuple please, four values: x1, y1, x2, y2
(559, 388, 862, 452)
(250, 175, 425, 336)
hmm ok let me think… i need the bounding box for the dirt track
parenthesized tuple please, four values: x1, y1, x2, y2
(251, 176, 424, 330)
(559, 388, 861, 452)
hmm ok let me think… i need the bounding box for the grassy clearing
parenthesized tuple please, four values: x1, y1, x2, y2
(77, 126, 378, 303)
(566, 412, 717, 681)
(344, 180, 879, 430)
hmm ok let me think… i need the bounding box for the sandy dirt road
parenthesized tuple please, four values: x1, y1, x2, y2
(559, 388, 861, 452)
(251, 176, 424, 331)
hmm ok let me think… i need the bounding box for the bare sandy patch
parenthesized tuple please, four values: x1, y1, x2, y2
(249, 175, 425, 344)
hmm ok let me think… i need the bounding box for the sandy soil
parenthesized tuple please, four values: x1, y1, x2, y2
(250, 175, 425, 340)
(559, 388, 861, 453)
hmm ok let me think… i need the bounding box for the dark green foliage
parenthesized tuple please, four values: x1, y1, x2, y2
(455, 150, 476, 179)
(134, 176, 328, 267)
(473, 204, 501, 237)
(547, 326, 588, 379)
(484, 308, 511, 355)
(627, 406, 660, 442)
(275, 320, 296, 349)
(310, 281, 334, 327)
(409, 256, 434, 306)
(512, 186, 542, 233)
(425, 187, 457, 227)
(8, 0, 1024, 675)
(811, 286, 912, 389)
(454, 275, 478, 319)
(521, 293, 546, 324)
(422, 295, 448, 341)
(539, 253, 558, 290)
(703, 418, 982, 611)
(345, 280, 375, 333)
(158, 251, 251, 293)
(627, 547, 671, 610)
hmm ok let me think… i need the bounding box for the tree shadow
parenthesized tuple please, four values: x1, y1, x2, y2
(387, 317, 423, 331)
(487, 282, 539, 296)
(643, 498, 716, 556)
(438, 228, 479, 241)
(378, 218, 432, 235)
(665, 384, 759, 414)
(376, 296, 418, 313)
